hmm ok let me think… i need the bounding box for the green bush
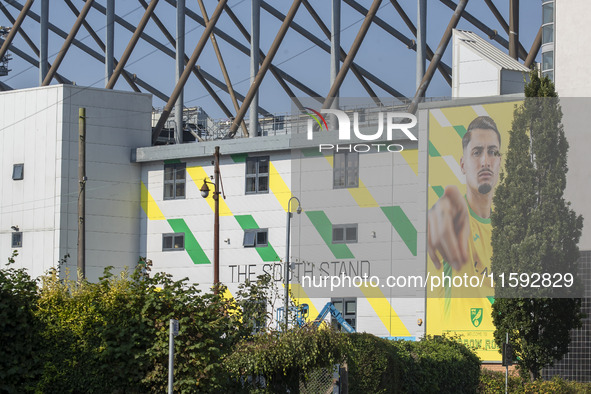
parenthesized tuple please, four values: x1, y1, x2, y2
(224, 326, 349, 393)
(347, 333, 408, 393)
(478, 369, 523, 393)
(522, 376, 591, 394)
(0, 252, 41, 393)
(346, 335, 481, 394)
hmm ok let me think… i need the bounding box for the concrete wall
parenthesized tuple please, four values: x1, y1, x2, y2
(0, 85, 151, 280)
(452, 35, 500, 98)
(555, 0, 591, 97)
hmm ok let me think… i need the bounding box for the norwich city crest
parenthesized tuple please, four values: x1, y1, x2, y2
(470, 308, 483, 327)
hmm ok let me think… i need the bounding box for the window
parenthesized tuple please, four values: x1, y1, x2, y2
(245, 156, 269, 194)
(333, 152, 359, 188)
(542, 2, 554, 25)
(243, 229, 268, 247)
(162, 233, 185, 251)
(12, 164, 24, 180)
(163, 163, 186, 200)
(542, 24, 554, 45)
(331, 298, 356, 331)
(11, 232, 22, 248)
(332, 224, 358, 244)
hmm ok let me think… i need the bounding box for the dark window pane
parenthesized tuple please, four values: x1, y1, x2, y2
(176, 167, 185, 180)
(163, 235, 173, 250)
(164, 184, 174, 199)
(542, 25, 554, 44)
(256, 231, 267, 246)
(243, 231, 256, 247)
(175, 183, 185, 198)
(246, 159, 257, 174)
(258, 176, 269, 192)
(333, 227, 344, 243)
(12, 164, 24, 180)
(258, 158, 269, 174)
(346, 227, 357, 242)
(542, 51, 554, 71)
(246, 178, 257, 193)
(333, 300, 343, 313)
(542, 70, 554, 81)
(345, 301, 356, 314)
(12, 232, 22, 248)
(543, 3, 554, 24)
(174, 235, 184, 249)
(164, 166, 174, 181)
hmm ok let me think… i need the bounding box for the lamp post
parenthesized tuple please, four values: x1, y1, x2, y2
(284, 196, 302, 329)
(200, 146, 221, 290)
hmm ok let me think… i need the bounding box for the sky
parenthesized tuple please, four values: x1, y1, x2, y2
(0, 0, 542, 120)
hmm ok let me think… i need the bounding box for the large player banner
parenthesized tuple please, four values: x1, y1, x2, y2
(425, 101, 518, 362)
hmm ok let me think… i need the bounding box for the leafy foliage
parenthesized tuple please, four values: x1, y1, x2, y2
(0, 252, 41, 393)
(491, 70, 584, 380)
(347, 334, 481, 394)
(224, 326, 349, 393)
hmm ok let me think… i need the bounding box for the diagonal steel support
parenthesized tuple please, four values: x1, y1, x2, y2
(389, 0, 452, 85)
(301, 0, 382, 106)
(42, 0, 95, 86)
(260, 0, 404, 99)
(106, 0, 159, 89)
(0, 2, 69, 84)
(409, 0, 469, 114)
(439, 0, 527, 62)
(152, 0, 228, 143)
(4, 0, 168, 101)
(228, 0, 302, 137)
(197, 0, 249, 137)
(323, 0, 382, 109)
(221, 2, 312, 110)
(524, 27, 541, 69)
(64, 0, 141, 93)
(483, 0, 527, 60)
(0, 0, 34, 67)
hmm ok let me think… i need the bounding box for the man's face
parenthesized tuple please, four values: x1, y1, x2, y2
(460, 128, 501, 195)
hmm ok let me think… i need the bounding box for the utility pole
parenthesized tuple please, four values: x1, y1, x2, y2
(78, 108, 86, 281)
(214, 146, 220, 288)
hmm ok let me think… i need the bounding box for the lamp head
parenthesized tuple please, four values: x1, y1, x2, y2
(296, 206, 302, 214)
(11, 225, 19, 231)
(200, 178, 210, 198)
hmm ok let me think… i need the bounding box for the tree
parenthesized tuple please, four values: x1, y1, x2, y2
(491, 70, 584, 380)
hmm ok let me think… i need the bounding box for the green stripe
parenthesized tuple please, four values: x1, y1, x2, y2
(234, 215, 280, 262)
(487, 296, 495, 305)
(465, 195, 491, 224)
(432, 186, 444, 198)
(167, 219, 210, 264)
(164, 159, 181, 164)
(454, 125, 467, 139)
(428, 141, 441, 157)
(230, 153, 247, 163)
(305, 211, 354, 259)
(381, 206, 417, 256)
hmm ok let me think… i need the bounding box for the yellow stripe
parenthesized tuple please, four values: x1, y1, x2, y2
(269, 162, 292, 212)
(360, 285, 411, 336)
(290, 283, 320, 321)
(429, 156, 464, 188)
(400, 149, 419, 177)
(186, 166, 233, 216)
(439, 106, 478, 133)
(140, 181, 165, 220)
(324, 156, 379, 208)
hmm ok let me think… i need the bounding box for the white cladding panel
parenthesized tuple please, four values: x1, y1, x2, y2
(0, 85, 151, 281)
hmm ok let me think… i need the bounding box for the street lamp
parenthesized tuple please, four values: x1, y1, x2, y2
(200, 146, 222, 291)
(284, 196, 302, 329)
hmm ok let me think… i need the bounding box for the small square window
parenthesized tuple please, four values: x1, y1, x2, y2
(243, 229, 268, 247)
(12, 164, 24, 180)
(12, 232, 22, 248)
(163, 233, 185, 251)
(332, 224, 358, 244)
(331, 297, 356, 331)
